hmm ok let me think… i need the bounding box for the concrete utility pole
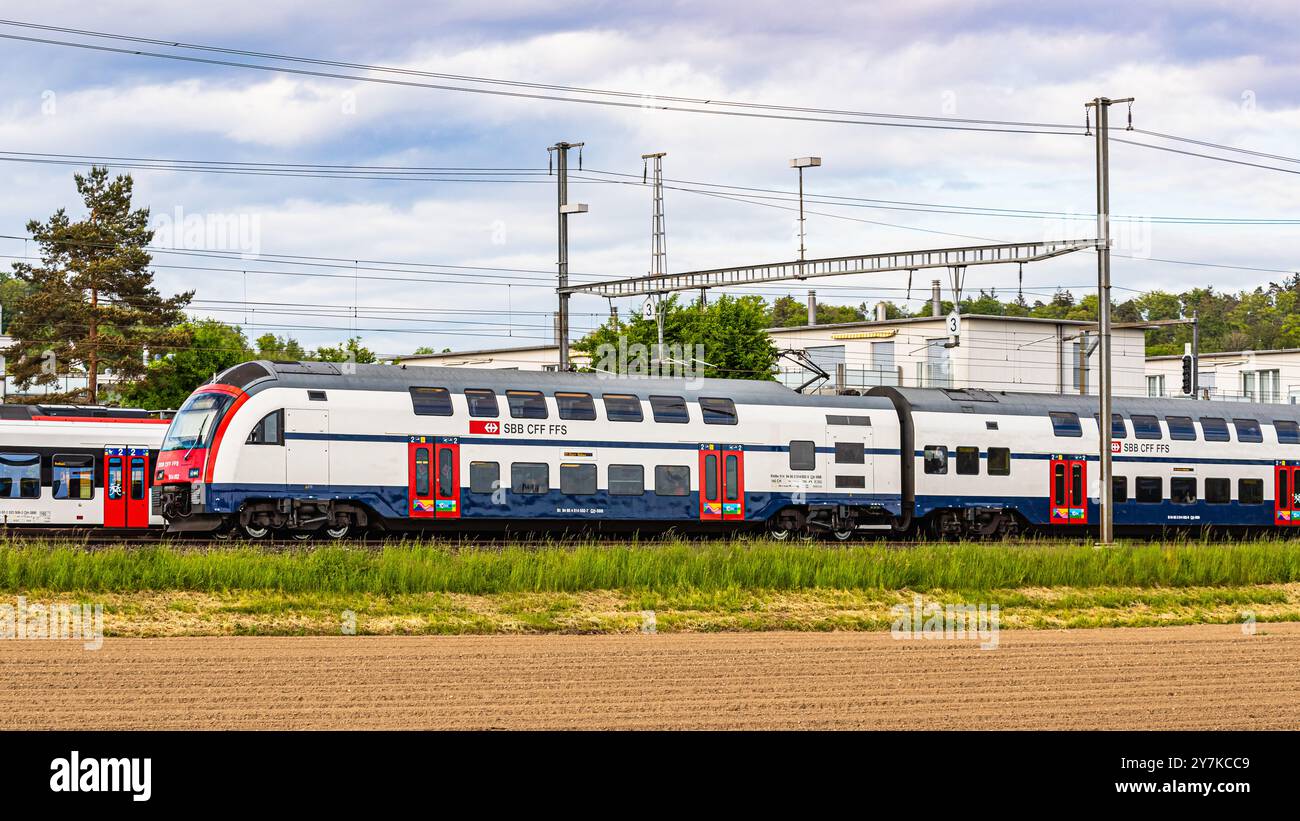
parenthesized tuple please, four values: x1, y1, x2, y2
(549, 141, 587, 370)
(1087, 95, 1133, 546)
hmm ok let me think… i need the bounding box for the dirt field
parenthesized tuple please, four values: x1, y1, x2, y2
(2, 624, 1298, 729)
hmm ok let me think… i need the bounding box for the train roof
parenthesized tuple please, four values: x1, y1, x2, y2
(212, 360, 897, 410)
(0, 403, 160, 421)
(869, 386, 1300, 421)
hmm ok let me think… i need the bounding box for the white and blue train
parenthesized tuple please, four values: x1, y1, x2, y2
(153, 360, 1300, 539)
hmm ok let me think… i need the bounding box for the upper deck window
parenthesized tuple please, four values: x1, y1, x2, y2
(555, 392, 596, 421)
(1166, 416, 1196, 441)
(602, 394, 643, 422)
(1131, 415, 1162, 440)
(700, 397, 738, 425)
(410, 387, 453, 416)
(1275, 420, 1300, 444)
(1233, 418, 1262, 443)
(506, 390, 548, 420)
(1199, 416, 1230, 442)
(464, 389, 499, 418)
(1049, 412, 1082, 437)
(650, 395, 690, 424)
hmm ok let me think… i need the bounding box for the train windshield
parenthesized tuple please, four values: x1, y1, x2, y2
(162, 392, 235, 451)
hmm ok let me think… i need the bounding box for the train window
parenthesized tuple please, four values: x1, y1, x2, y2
(107, 458, 123, 501)
(703, 455, 718, 501)
(923, 446, 948, 475)
(602, 394, 643, 423)
(1233, 418, 1262, 443)
(1199, 417, 1230, 442)
(52, 454, 94, 500)
(130, 457, 146, 500)
(308, 390, 327, 402)
(988, 447, 1010, 476)
(560, 463, 597, 495)
(1113, 476, 1128, 503)
(414, 448, 430, 497)
(725, 455, 740, 501)
(464, 389, 500, 418)
(438, 449, 454, 496)
(608, 465, 645, 496)
(835, 442, 865, 464)
(826, 415, 871, 426)
(1094, 413, 1127, 439)
(246, 410, 284, 445)
(956, 446, 979, 475)
(469, 461, 499, 494)
(1170, 477, 1197, 504)
(789, 441, 816, 471)
(409, 387, 453, 416)
(1135, 476, 1162, 503)
(1166, 416, 1196, 441)
(835, 475, 866, 489)
(1205, 478, 1230, 504)
(700, 397, 738, 425)
(1275, 420, 1300, 444)
(1239, 478, 1264, 505)
(555, 392, 597, 421)
(1049, 412, 1082, 437)
(506, 390, 548, 420)
(1071, 463, 1083, 505)
(650, 395, 690, 424)
(0, 453, 41, 499)
(654, 465, 691, 496)
(510, 463, 549, 494)
(1278, 471, 1288, 509)
(1053, 463, 1065, 504)
(1131, 415, 1162, 439)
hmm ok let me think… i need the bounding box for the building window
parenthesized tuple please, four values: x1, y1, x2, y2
(246, 410, 284, 445)
(602, 394, 643, 422)
(699, 397, 738, 425)
(987, 447, 1010, 476)
(1170, 477, 1197, 504)
(409, 387, 453, 416)
(923, 445, 948, 474)
(1233, 418, 1262, 443)
(52, 454, 94, 500)
(1166, 416, 1196, 441)
(956, 446, 980, 475)
(506, 390, 548, 419)
(649, 395, 690, 424)
(1131, 415, 1162, 440)
(464, 389, 499, 418)
(1205, 478, 1230, 504)
(469, 462, 499, 494)
(834, 442, 864, 464)
(1049, 412, 1082, 437)
(1135, 476, 1162, 503)
(1147, 374, 1165, 398)
(789, 441, 816, 471)
(1200, 417, 1230, 442)
(654, 465, 691, 496)
(1242, 369, 1280, 402)
(1239, 478, 1264, 505)
(555, 392, 596, 421)
(560, 463, 597, 495)
(608, 465, 644, 496)
(510, 463, 549, 494)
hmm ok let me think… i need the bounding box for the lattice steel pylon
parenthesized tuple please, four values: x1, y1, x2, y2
(642, 151, 668, 351)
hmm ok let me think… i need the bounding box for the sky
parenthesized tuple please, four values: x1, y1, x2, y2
(0, 1, 1296, 359)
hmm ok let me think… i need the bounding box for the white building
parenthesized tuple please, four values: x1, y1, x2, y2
(395, 314, 1149, 397)
(1145, 348, 1300, 403)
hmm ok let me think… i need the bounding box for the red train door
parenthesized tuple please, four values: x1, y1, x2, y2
(104, 446, 150, 528)
(408, 437, 460, 519)
(1274, 462, 1300, 525)
(699, 445, 745, 521)
(1049, 456, 1088, 525)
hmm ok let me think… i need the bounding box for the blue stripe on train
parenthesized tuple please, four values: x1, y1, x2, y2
(205, 483, 902, 522)
(915, 493, 1278, 527)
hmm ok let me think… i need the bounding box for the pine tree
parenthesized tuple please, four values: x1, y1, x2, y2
(4, 167, 192, 402)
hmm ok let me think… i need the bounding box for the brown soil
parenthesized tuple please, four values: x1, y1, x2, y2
(1, 624, 1297, 729)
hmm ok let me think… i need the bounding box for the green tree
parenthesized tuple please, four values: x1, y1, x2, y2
(576, 294, 778, 380)
(118, 320, 253, 409)
(313, 337, 377, 364)
(253, 333, 307, 360)
(4, 167, 192, 401)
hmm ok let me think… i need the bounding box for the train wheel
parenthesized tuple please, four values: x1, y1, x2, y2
(831, 528, 856, 542)
(289, 531, 313, 542)
(241, 522, 271, 540)
(768, 527, 793, 541)
(210, 527, 233, 542)
(323, 524, 350, 540)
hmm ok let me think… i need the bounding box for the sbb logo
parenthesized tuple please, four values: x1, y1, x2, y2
(1111, 440, 1122, 453)
(470, 420, 500, 435)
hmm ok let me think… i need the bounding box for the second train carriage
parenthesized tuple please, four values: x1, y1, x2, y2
(155, 361, 904, 538)
(0, 404, 169, 533)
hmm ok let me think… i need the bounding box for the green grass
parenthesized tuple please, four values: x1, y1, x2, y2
(3, 537, 1300, 595)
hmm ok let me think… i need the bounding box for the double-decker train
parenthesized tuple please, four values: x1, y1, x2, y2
(152, 360, 1300, 540)
(0, 404, 169, 533)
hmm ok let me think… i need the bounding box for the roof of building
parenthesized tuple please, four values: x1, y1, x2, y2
(392, 343, 574, 362)
(768, 314, 1122, 334)
(1147, 348, 1300, 361)
(869, 385, 1300, 421)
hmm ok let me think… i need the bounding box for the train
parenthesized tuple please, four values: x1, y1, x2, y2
(150, 359, 1300, 540)
(0, 404, 169, 533)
